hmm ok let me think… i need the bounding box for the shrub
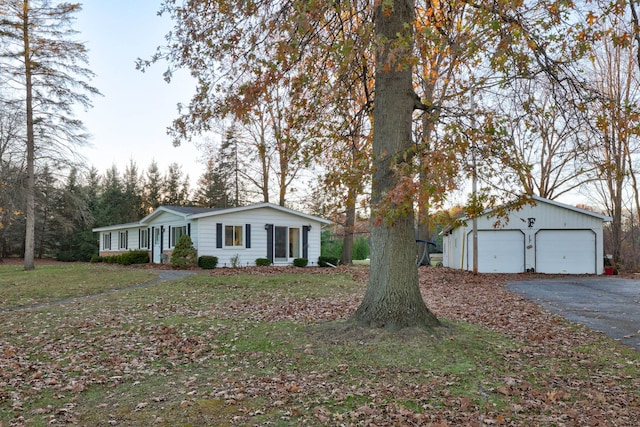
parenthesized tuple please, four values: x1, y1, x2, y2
(321, 230, 342, 259)
(119, 250, 149, 265)
(229, 254, 241, 268)
(198, 255, 218, 269)
(255, 258, 272, 266)
(55, 252, 77, 262)
(318, 256, 339, 267)
(170, 235, 198, 269)
(353, 236, 370, 260)
(90, 254, 102, 263)
(293, 258, 308, 267)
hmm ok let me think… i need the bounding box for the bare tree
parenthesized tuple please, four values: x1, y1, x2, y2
(584, 13, 640, 266)
(494, 79, 597, 199)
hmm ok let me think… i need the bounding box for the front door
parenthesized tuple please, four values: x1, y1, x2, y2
(274, 226, 287, 261)
(153, 227, 162, 263)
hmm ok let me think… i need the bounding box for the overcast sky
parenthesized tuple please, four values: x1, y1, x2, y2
(75, 0, 206, 183)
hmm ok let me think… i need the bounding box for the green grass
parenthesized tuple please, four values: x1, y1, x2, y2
(0, 264, 159, 309)
(0, 265, 639, 426)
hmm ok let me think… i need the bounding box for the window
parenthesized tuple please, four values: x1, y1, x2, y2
(103, 233, 111, 250)
(225, 225, 243, 247)
(140, 229, 149, 249)
(119, 231, 128, 250)
(289, 228, 300, 258)
(171, 226, 187, 247)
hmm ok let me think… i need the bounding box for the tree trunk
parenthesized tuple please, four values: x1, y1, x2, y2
(23, 0, 35, 271)
(352, 0, 439, 330)
(340, 186, 357, 265)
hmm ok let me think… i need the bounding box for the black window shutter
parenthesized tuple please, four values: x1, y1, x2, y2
(168, 226, 172, 247)
(266, 224, 274, 261)
(216, 223, 223, 248)
(246, 224, 251, 248)
(125, 230, 128, 249)
(147, 228, 151, 248)
(187, 223, 191, 236)
(138, 229, 141, 248)
(302, 226, 309, 259)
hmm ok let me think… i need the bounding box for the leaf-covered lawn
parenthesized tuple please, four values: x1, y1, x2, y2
(0, 265, 638, 426)
(0, 264, 159, 310)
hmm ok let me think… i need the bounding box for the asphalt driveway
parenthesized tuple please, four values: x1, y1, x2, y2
(506, 277, 640, 350)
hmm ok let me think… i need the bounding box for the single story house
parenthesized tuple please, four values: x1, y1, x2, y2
(441, 196, 612, 274)
(92, 203, 331, 266)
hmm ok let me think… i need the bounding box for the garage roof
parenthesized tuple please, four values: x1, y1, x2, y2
(442, 195, 612, 234)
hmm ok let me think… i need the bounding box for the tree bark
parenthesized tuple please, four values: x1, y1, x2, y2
(352, 0, 439, 330)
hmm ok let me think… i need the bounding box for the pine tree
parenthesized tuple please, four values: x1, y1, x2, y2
(194, 157, 232, 208)
(144, 160, 163, 212)
(160, 163, 191, 206)
(0, 0, 99, 270)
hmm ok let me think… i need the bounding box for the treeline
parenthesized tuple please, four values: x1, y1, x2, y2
(0, 158, 239, 262)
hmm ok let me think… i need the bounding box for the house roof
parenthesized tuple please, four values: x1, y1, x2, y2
(139, 205, 220, 223)
(93, 203, 331, 233)
(162, 206, 222, 215)
(92, 221, 144, 232)
(442, 195, 612, 234)
(188, 202, 332, 224)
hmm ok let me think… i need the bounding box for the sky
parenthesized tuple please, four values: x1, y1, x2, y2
(74, 0, 206, 183)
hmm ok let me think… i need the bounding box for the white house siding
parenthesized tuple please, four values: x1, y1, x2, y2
(196, 207, 323, 266)
(144, 212, 188, 250)
(442, 197, 610, 275)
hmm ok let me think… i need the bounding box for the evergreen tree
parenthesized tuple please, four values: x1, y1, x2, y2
(52, 167, 95, 261)
(35, 165, 56, 258)
(122, 160, 146, 221)
(144, 160, 163, 211)
(96, 165, 126, 226)
(194, 157, 231, 208)
(219, 127, 241, 206)
(163, 162, 189, 206)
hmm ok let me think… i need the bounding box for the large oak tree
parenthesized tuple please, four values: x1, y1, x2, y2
(145, 0, 607, 329)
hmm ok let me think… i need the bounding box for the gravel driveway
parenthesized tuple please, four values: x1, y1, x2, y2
(507, 276, 640, 350)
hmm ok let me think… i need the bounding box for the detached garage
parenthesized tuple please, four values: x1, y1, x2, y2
(441, 196, 612, 274)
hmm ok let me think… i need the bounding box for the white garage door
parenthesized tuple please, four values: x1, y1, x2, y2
(468, 230, 525, 273)
(536, 230, 596, 274)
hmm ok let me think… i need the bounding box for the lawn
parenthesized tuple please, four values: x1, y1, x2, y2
(0, 263, 158, 310)
(0, 264, 638, 426)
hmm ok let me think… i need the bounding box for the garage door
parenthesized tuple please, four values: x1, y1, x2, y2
(468, 230, 525, 273)
(536, 230, 595, 274)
